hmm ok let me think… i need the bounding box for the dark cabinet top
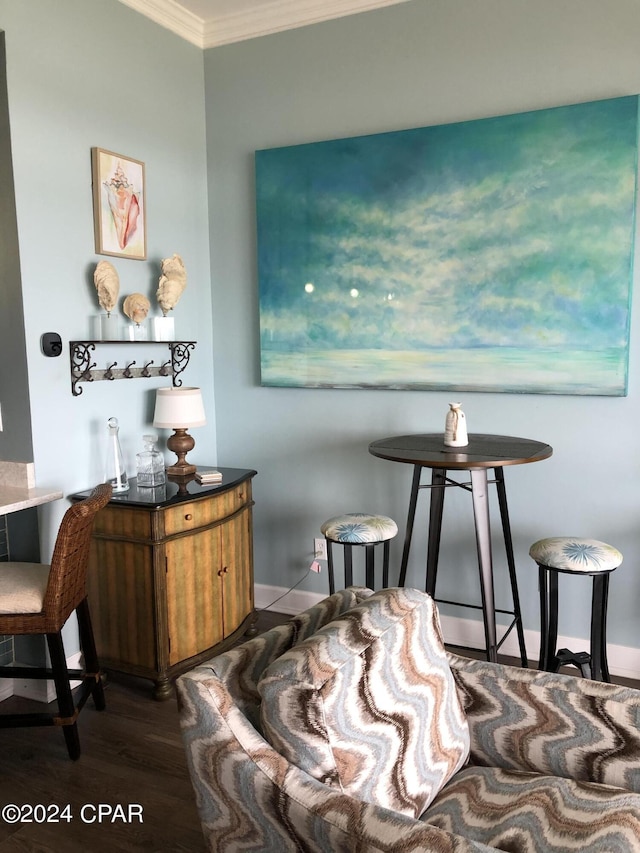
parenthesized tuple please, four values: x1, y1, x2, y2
(69, 467, 257, 510)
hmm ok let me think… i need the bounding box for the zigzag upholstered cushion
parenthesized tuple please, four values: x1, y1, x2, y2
(425, 766, 640, 852)
(258, 587, 470, 818)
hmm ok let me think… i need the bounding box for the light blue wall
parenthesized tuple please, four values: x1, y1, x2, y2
(1, 0, 215, 522)
(3, 0, 640, 656)
(204, 0, 640, 648)
(0, 0, 215, 648)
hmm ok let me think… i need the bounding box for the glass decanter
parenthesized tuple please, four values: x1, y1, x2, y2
(105, 417, 129, 493)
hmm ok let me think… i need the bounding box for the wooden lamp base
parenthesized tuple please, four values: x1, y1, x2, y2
(166, 428, 197, 477)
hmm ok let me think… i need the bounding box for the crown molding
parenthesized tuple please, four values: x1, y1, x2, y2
(118, 0, 411, 49)
(202, 0, 411, 48)
(118, 0, 206, 48)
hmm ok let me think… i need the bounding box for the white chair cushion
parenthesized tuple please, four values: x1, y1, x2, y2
(321, 513, 398, 543)
(0, 562, 50, 614)
(529, 538, 622, 574)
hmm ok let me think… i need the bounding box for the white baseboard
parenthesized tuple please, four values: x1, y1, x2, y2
(255, 583, 640, 682)
(10, 652, 83, 704)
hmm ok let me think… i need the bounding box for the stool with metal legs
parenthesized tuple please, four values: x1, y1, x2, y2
(529, 537, 623, 682)
(321, 513, 398, 594)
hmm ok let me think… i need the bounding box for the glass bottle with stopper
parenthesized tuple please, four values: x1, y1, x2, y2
(105, 417, 129, 492)
(136, 435, 166, 488)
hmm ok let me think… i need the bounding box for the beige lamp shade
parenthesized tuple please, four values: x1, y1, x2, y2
(153, 387, 206, 478)
(153, 387, 206, 429)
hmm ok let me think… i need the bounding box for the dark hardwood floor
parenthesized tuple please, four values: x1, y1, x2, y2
(0, 673, 205, 852)
(0, 610, 288, 853)
(0, 609, 636, 852)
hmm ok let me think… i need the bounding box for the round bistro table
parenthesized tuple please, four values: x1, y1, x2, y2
(368, 433, 553, 664)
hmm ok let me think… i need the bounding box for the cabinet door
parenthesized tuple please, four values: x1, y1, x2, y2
(87, 537, 157, 672)
(165, 527, 224, 667)
(221, 507, 254, 637)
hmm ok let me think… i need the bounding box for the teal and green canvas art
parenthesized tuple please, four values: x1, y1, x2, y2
(256, 96, 638, 395)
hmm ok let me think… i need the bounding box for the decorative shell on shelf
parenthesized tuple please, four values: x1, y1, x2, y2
(123, 293, 150, 325)
(157, 253, 187, 316)
(93, 260, 120, 316)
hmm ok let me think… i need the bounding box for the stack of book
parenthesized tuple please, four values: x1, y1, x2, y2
(195, 470, 223, 485)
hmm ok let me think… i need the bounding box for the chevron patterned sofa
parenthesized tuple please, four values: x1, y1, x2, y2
(177, 586, 640, 852)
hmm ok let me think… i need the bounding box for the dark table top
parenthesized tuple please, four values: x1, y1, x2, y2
(69, 467, 257, 509)
(368, 434, 553, 470)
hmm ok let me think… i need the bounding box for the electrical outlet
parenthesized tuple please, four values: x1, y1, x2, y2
(314, 538, 327, 560)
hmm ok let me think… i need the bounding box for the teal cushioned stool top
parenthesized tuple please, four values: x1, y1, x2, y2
(321, 513, 398, 544)
(529, 537, 622, 575)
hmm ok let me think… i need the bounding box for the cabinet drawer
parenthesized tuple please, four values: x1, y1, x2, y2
(163, 484, 251, 536)
(93, 505, 152, 540)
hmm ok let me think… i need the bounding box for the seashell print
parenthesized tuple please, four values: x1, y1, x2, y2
(157, 253, 187, 315)
(93, 260, 120, 315)
(123, 293, 150, 325)
(104, 162, 141, 250)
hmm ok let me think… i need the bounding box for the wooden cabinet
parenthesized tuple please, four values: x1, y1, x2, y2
(72, 468, 256, 699)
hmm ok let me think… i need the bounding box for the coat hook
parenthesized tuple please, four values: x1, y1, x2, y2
(123, 361, 136, 378)
(142, 360, 155, 377)
(104, 362, 117, 381)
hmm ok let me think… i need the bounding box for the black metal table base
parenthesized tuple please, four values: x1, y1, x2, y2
(398, 465, 528, 666)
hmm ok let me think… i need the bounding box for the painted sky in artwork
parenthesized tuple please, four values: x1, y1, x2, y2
(256, 96, 638, 394)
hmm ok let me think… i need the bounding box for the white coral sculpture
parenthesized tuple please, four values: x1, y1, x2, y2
(123, 293, 150, 325)
(157, 253, 187, 316)
(94, 260, 120, 316)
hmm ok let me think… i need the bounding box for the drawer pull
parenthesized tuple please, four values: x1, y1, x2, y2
(185, 513, 193, 521)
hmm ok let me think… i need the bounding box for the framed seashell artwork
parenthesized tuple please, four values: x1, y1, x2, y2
(91, 148, 146, 260)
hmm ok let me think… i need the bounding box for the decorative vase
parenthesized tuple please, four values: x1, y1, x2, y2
(105, 417, 129, 492)
(444, 402, 468, 447)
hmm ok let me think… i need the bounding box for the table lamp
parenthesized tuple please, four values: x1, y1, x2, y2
(153, 387, 206, 477)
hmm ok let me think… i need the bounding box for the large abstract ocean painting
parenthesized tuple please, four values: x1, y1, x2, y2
(256, 96, 638, 395)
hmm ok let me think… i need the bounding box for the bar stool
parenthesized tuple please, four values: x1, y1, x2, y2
(529, 537, 623, 682)
(321, 513, 398, 594)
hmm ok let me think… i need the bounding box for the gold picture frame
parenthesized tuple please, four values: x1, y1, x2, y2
(92, 147, 146, 260)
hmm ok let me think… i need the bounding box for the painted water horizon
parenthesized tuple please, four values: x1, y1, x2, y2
(261, 346, 625, 395)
